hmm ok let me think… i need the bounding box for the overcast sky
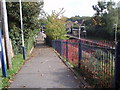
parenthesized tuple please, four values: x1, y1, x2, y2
(43, 0, 119, 18)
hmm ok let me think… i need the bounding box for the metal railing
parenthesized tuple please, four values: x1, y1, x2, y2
(52, 39, 116, 88)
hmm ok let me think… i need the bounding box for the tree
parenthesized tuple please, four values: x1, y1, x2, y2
(91, 1, 116, 40)
(45, 9, 68, 40)
(92, 1, 106, 16)
(67, 15, 81, 22)
(6, 1, 44, 54)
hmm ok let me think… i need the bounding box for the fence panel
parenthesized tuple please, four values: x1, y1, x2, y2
(52, 40, 62, 55)
(80, 39, 115, 87)
(52, 39, 115, 88)
(67, 40, 79, 66)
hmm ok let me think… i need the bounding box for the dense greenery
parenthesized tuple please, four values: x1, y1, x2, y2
(91, 1, 116, 40)
(44, 10, 68, 40)
(6, 1, 44, 54)
(89, 1, 120, 41)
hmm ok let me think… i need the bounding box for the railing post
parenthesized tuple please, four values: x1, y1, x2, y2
(60, 40, 63, 56)
(78, 41, 82, 68)
(66, 40, 68, 61)
(51, 40, 53, 48)
(53, 40, 55, 49)
(114, 41, 120, 88)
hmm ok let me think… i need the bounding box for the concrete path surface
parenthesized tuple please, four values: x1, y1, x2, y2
(9, 35, 84, 88)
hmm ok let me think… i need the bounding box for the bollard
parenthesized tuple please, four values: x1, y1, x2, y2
(22, 46, 26, 60)
(114, 41, 120, 88)
(66, 40, 68, 61)
(78, 41, 82, 68)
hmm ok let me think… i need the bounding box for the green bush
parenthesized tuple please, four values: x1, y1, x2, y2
(9, 25, 22, 55)
(45, 10, 68, 40)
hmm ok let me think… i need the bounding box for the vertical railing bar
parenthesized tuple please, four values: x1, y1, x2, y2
(104, 40, 107, 87)
(112, 41, 115, 87)
(60, 40, 63, 56)
(105, 40, 108, 87)
(108, 42, 111, 87)
(78, 40, 82, 68)
(66, 40, 68, 61)
(108, 41, 111, 87)
(92, 41, 95, 84)
(103, 40, 106, 87)
(101, 41, 104, 87)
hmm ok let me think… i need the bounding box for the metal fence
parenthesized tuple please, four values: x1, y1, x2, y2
(52, 39, 116, 88)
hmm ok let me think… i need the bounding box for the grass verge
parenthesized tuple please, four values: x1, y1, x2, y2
(0, 68, 2, 89)
(1, 54, 24, 88)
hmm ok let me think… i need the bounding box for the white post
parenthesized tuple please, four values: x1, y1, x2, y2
(19, 0, 26, 60)
(19, 0, 24, 47)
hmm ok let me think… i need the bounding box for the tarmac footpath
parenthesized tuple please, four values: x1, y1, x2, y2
(9, 35, 87, 88)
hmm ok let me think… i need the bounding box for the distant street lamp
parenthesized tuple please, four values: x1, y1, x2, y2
(79, 20, 84, 39)
(75, 21, 81, 39)
(82, 25, 86, 38)
(78, 25, 81, 39)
